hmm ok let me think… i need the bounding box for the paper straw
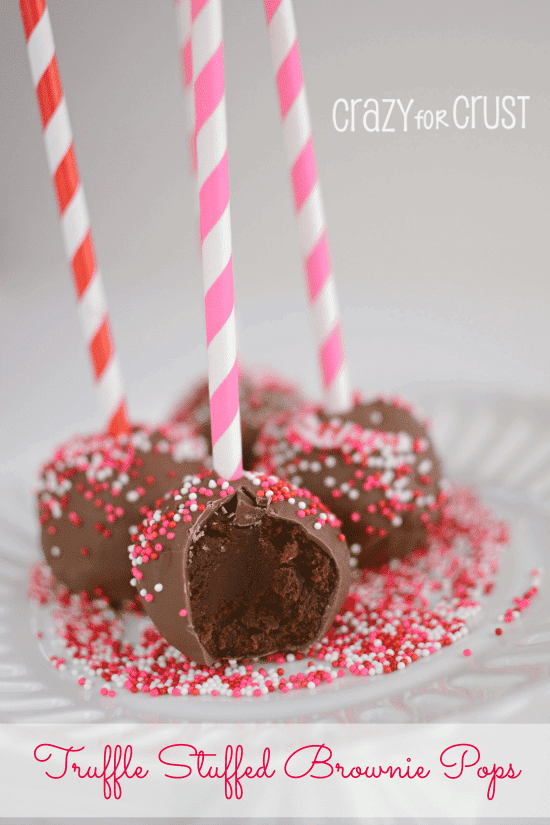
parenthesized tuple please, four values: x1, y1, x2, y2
(192, 0, 242, 479)
(264, 0, 352, 414)
(174, 0, 197, 174)
(20, 0, 130, 436)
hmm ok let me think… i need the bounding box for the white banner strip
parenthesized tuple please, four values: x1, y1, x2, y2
(0, 723, 548, 818)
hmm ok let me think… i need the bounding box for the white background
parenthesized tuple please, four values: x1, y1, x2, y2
(1, 724, 548, 818)
(1, 0, 549, 471)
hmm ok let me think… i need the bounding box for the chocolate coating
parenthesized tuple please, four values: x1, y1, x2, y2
(257, 397, 446, 570)
(130, 471, 351, 664)
(37, 424, 207, 605)
(170, 368, 303, 470)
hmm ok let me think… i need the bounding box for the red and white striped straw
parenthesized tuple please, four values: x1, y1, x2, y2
(191, 0, 242, 479)
(264, 0, 352, 414)
(20, 0, 129, 437)
(174, 0, 197, 174)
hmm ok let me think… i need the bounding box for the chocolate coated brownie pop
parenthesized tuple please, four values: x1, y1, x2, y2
(257, 397, 446, 570)
(129, 471, 350, 665)
(37, 424, 207, 605)
(170, 368, 303, 470)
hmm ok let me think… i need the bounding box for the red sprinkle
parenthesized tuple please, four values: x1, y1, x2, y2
(26, 485, 524, 702)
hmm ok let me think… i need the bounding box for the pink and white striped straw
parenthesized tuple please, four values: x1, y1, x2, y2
(264, 0, 352, 414)
(191, 0, 242, 479)
(20, 0, 130, 437)
(174, 0, 197, 174)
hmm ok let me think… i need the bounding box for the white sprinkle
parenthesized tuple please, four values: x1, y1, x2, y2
(51, 546, 60, 557)
(324, 476, 336, 487)
(140, 589, 147, 597)
(126, 490, 139, 502)
(325, 456, 336, 468)
(154, 583, 163, 592)
(349, 489, 359, 500)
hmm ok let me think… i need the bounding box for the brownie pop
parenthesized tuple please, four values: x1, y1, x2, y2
(128, 471, 350, 665)
(170, 367, 303, 470)
(256, 396, 447, 570)
(38, 423, 207, 605)
(131, 14, 353, 665)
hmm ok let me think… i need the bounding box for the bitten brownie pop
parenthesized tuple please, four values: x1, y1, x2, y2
(170, 368, 303, 470)
(38, 424, 207, 605)
(128, 471, 350, 665)
(257, 396, 446, 569)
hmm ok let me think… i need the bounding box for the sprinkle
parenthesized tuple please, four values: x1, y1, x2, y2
(28, 485, 518, 702)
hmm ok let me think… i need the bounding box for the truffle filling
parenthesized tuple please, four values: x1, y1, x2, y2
(188, 489, 337, 659)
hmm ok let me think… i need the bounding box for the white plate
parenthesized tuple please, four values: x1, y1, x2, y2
(1, 386, 549, 723)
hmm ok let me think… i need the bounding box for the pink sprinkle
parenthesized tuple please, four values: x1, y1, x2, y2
(108, 690, 116, 698)
(100, 687, 108, 695)
(179, 609, 188, 617)
(155, 543, 162, 551)
(167, 532, 175, 539)
(78, 677, 85, 686)
(145, 593, 153, 602)
(232, 688, 241, 697)
(463, 649, 472, 657)
(172, 688, 181, 697)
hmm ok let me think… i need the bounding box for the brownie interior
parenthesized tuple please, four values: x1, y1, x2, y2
(188, 489, 337, 660)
